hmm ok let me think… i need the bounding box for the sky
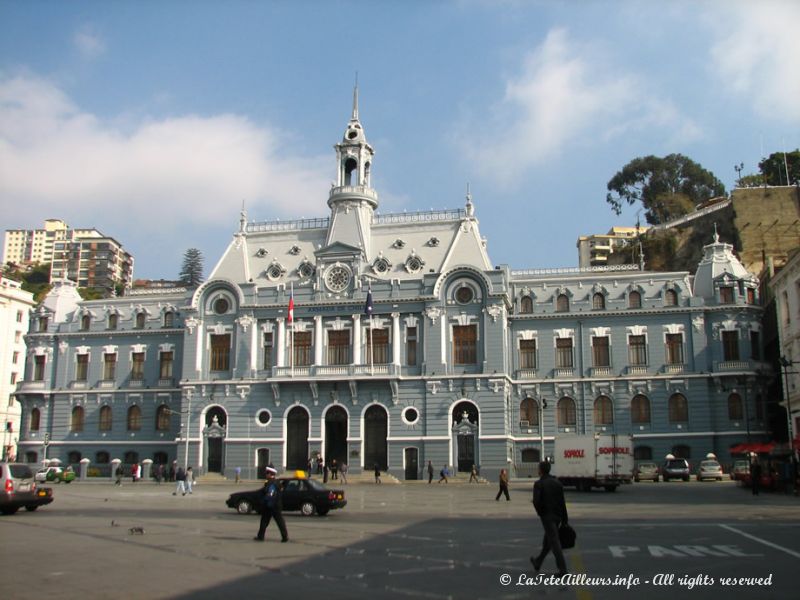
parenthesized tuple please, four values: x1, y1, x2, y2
(1, 0, 798, 281)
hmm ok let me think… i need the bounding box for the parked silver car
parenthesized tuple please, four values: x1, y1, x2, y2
(1, 463, 54, 515)
(634, 462, 660, 482)
(697, 459, 724, 481)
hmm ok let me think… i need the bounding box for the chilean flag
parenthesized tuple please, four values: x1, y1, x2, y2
(364, 287, 373, 316)
(288, 287, 294, 324)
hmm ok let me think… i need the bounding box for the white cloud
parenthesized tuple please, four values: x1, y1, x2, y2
(707, 1, 800, 123)
(73, 28, 106, 59)
(456, 28, 701, 185)
(0, 74, 331, 243)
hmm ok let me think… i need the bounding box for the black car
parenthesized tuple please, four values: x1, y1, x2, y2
(662, 458, 691, 482)
(226, 476, 346, 516)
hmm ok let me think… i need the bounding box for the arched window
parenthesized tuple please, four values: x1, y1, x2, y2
(108, 314, 118, 330)
(628, 290, 642, 308)
(68, 451, 82, 464)
(520, 296, 533, 314)
(153, 451, 169, 465)
(124, 451, 139, 465)
(664, 289, 678, 306)
(155, 405, 171, 431)
(672, 444, 691, 459)
(96, 451, 110, 464)
(163, 311, 174, 328)
(631, 394, 651, 424)
(592, 293, 606, 310)
(556, 294, 570, 312)
(668, 393, 688, 422)
(81, 314, 91, 331)
(594, 395, 613, 425)
(519, 398, 539, 426)
(557, 397, 576, 427)
(70, 406, 84, 432)
(98, 405, 112, 431)
(727, 393, 744, 421)
(344, 157, 358, 185)
(127, 405, 142, 431)
(30, 407, 40, 431)
(634, 446, 652, 461)
(135, 312, 146, 329)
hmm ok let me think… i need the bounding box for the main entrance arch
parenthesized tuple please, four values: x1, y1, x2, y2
(203, 406, 227, 473)
(286, 406, 309, 470)
(451, 401, 479, 473)
(325, 406, 348, 467)
(364, 404, 388, 470)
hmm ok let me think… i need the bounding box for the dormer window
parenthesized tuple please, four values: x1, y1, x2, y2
(719, 286, 734, 304)
(556, 294, 570, 313)
(628, 291, 642, 309)
(289, 245, 301, 255)
(665, 289, 678, 306)
(372, 256, 392, 275)
(393, 239, 406, 249)
(297, 261, 316, 279)
(163, 311, 175, 328)
(255, 248, 268, 258)
(108, 314, 118, 330)
(265, 262, 286, 281)
(427, 237, 440, 247)
(592, 293, 605, 310)
(38, 316, 49, 332)
(81, 314, 91, 331)
(135, 312, 146, 329)
(405, 254, 424, 274)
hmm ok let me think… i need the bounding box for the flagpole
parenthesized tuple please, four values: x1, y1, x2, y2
(370, 313, 374, 376)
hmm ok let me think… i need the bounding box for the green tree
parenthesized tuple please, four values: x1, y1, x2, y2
(606, 154, 726, 225)
(758, 150, 800, 186)
(179, 248, 204, 287)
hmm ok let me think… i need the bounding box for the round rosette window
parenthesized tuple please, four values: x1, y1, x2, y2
(325, 265, 351, 293)
(255, 409, 272, 426)
(213, 297, 230, 315)
(402, 406, 420, 426)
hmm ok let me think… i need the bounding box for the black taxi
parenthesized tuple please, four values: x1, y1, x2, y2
(225, 471, 346, 516)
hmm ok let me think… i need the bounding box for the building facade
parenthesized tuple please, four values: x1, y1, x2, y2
(577, 226, 648, 268)
(770, 248, 800, 448)
(0, 276, 36, 459)
(14, 98, 770, 480)
(3, 219, 133, 292)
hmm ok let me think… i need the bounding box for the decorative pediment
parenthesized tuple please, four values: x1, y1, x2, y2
(626, 325, 647, 336)
(159, 343, 175, 353)
(662, 323, 685, 335)
(553, 328, 575, 339)
(314, 241, 362, 258)
(403, 315, 419, 328)
(451, 313, 477, 326)
(517, 329, 538, 341)
(590, 326, 611, 337)
(102, 345, 118, 354)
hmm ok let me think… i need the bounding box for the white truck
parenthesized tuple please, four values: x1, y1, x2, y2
(553, 434, 634, 492)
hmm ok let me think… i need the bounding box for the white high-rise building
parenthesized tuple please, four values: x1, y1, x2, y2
(0, 276, 35, 460)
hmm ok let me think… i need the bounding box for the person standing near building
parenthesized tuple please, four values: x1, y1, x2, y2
(173, 466, 186, 496)
(427, 461, 434, 484)
(317, 457, 324, 475)
(438, 465, 448, 484)
(496, 468, 510, 501)
(469, 464, 479, 483)
(374, 463, 381, 484)
(531, 461, 568, 575)
(330, 458, 338, 480)
(115, 464, 123, 486)
(254, 467, 288, 543)
(235, 466, 241, 484)
(340, 462, 348, 484)
(751, 456, 762, 496)
(185, 467, 194, 494)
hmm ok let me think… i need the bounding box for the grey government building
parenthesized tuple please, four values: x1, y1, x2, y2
(15, 95, 769, 481)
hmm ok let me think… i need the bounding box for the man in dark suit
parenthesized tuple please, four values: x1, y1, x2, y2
(531, 461, 568, 574)
(254, 467, 288, 543)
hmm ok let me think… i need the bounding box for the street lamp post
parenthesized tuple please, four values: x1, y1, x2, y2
(539, 399, 548, 461)
(167, 390, 193, 470)
(779, 356, 797, 494)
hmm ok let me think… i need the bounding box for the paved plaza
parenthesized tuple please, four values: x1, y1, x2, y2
(1, 478, 798, 599)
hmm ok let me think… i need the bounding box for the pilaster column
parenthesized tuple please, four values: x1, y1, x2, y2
(276, 318, 286, 367)
(392, 312, 401, 366)
(352, 314, 362, 364)
(250, 319, 258, 372)
(314, 316, 324, 366)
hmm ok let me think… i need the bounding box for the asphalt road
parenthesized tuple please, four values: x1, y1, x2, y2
(1, 479, 798, 600)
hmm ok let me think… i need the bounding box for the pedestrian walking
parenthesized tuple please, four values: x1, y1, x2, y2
(131, 462, 139, 483)
(317, 457, 324, 475)
(427, 461, 434, 484)
(751, 457, 762, 496)
(235, 466, 241, 484)
(323, 461, 329, 483)
(169, 461, 176, 482)
(173, 466, 187, 496)
(469, 464, 479, 483)
(438, 465, 448, 484)
(374, 463, 381, 484)
(331, 458, 338, 480)
(154, 464, 163, 485)
(114, 464, 123, 486)
(340, 462, 348, 484)
(531, 461, 568, 575)
(185, 467, 194, 494)
(496, 468, 510, 501)
(254, 467, 288, 543)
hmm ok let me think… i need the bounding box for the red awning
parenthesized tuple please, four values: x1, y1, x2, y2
(729, 442, 776, 454)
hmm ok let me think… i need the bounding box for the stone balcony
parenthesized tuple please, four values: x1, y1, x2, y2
(328, 185, 379, 207)
(271, 364, 400, 379)
(515, 368, 537, 380)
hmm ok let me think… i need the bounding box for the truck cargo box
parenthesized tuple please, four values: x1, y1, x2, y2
(553, 434, 634, 492)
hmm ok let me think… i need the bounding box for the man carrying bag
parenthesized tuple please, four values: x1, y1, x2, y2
(531, 461, 570, 575)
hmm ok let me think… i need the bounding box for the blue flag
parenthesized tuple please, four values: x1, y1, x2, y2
(364, 288, 373, 316)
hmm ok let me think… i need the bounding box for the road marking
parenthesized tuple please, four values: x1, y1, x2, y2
(719, 524, 800, 559)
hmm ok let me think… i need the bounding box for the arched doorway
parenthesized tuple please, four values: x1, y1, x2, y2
(452, 401, 479, 473)
(364, 404, 388, 470)
(204, 407, 227, 473)
(325, 406, 348, 467)
(286, 407, 309, 470)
